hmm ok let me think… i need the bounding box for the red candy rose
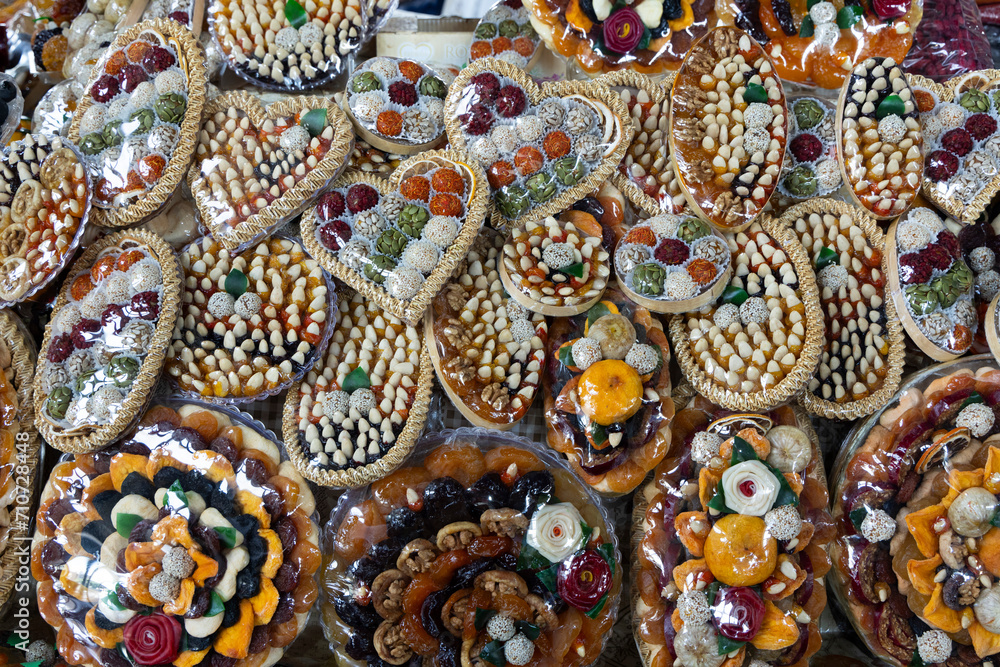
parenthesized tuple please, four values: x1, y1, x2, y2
(712, 586, 765, 642)
(557, 549, 613, 611)
(124, 613, 182, 664)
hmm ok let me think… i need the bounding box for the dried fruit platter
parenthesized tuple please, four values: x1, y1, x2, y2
(836, 56, 924, 220)
(426, 231, 548, 430)
(0, 134, 91, 307)
(669, 26, 788, 232)
(322, 429, 621, 667)
(165, 235, 335, 404)
(522, 0, 720, 77)
(283, 288, 434, 487)
(188, 93, 353, 252)
(69, 19, 207, 228)
(31, 400, 321, 667)
(778, 199, 907, 421)
(444, 58, 631, 230)
(829, 357, 1000, 667)
(35, 229, 180, 454)
(885, 206, 977, 361)
(499, 211, 610, 316)
(301, 151, 489, 325)
(470, 0, 542, 71)
(614, 214, 733, 314)
(543, 289, 675, 496)
(343, 57, 448, 154)
(776, 96, 842, 203)
(634, 395, 833, 667)
(669, 219, 824, 412)
(909, 70, 1000, 225)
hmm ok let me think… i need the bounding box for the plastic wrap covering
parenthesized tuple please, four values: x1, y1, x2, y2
(905, 0, 992, 81)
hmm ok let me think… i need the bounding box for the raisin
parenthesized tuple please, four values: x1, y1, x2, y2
(275, 517, 297, 553)
(261, 483, 285, 518)
(40, 540, 69, 579)
(247, 534, 268, 570)
(129, 519, 155, 543)
(348, 556, 380, 586)
(118, 440, 151, 456)
(249, 625, 270, 654)
(231, 513, 259, 538)
(771, 0, 796, 35)
(209, 651, 237, 667)
(100, 648, 131, 667)
(273, 562, 300, 593)
(222, 598, 242, 627)
(239, 458, 270, 486)
(186, 588, 211, 618)
(332, 595, 379, 631)
(181, 470, 214, 497)
(271, 593, 295, 625)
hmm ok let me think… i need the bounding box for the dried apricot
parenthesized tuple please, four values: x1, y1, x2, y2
(703, 514, 777, 586)
(577, 360, 643, 426)
(428, 549, 472, 586)
(371, 466, 433, 515)
(484, 446, 545, 476)
(40, 34, 68, 73)
(180, 409, 220, 441)
(138, 404, 180, 426)
(334, 499, 386, 562)
(423, 444, 486, 487)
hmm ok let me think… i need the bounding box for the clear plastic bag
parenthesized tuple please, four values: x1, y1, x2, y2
(775, 96, 842, 203)
(829, 355, 1000, 666)
(470, 0, 542, 71)
(30, 398, 321, 667)
(634, 396, 833, 667)
(320, 427, 622, 667)
(905, 0, 992, 81)
(32, 77, 81, 138)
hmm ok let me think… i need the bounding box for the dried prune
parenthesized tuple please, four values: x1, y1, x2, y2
(181, 470, 215, 498)
(261, 483, 285, 518)
(192, 523, 221, 555)
(222, 598, 242, 627)
(437, 635, 461, 667)
(333, 595, 380, 631)
(771, 0, 796, 35)
(236, 566, 260, 599)
(186, 588, 212, 618)
(211, 487, 235, 516)
(93, 608, 121, 630)
(188, 634, 213, 652)
(210, 436, 238, 462)
(92, 490, 123, 524)
(366, 538, 403, 569)
(100, 648, 131, 667)
(452, 558, 496, 588)
(274, 562, 300, 592)
(40, 540, 69, 579)
(120, 472, 155, 500)
(153, 466, 184, 489)
(116, 583, 148, 612)
(508, 470, 555, 516)
(80, 520, 115, 555)
(348, 556, 381, 586)
(128, 519, 155, 544)
(209, 651, 236, 667)
(420, 588, 452, 638)
(423, 477, 472, 529)
(117, 441, 150, 457)
(239, 458, 270, 486)
(386, 507, 425, 539)
(466, 472, 510, 516)
(346, 632, 376, 660)
(247, 533, 268, 569)
(275, 517, 297, 553)
(231, 513, 260, 538)
(249, 625, 270, 654)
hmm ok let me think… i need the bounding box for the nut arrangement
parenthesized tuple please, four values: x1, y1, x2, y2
(671, 27, 788, 231)
(429, 232, 547, 428)
(0, 135, 89, 305)
(839, 56, 924, 218)
(501, 212, 610, 312)
(166, 236, 332, 401)
(778, 97, 842, 201)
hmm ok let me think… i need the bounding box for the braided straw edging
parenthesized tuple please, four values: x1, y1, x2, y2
(0, 310, 38, 609)
(188, 92, 355, 252)
(908, 70, 1000, 225)
(442, 57, 634, 231)
(630, 394, 821, 667)
(669, 217, 824, 412)
(33, 229, 181, 453)
(597, 69, 682, 218)
(775, 199, 907, 420)
(282, 332, 433, 488)
(301, 149, 490, 325)
(68, 19, 207, 228)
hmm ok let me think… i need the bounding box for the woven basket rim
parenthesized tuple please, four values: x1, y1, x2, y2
(776, 198, 907, 420)
(68, 19, 207, 228)
(300, 149, 490, 325)
(0, 309, 39, 608)
(33, 229, 181, 453)
(187, 91, 355, 252)
(442, 57, 634, 231)
(282, 322, 433, 488)
(907, 70, 1000, 225)
(668, 217, 824, 411)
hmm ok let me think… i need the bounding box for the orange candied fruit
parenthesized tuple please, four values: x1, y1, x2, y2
(514, 146, 543, 176)
(398, 60, 424, 83)
(687, 258, 717, 285)
(376, 110, 403, 137)
(105, 50, 127, 75)
(543, 131, 571, 159)
(70, 273, 95, 300)
(116, 249, 146, 272)
(180, 409, 221, 441)
(41, 34, 68, 72)
(137, 154, 167, 184)
(492, 36, 513, 54)
(430, 193, 464, 217)
(513, 37, 535, 57)
(400, 175, 431, 202)
(126, 40, 153, 63)
(431, 168, 466, 195)
(470, 41, 492, 60)
(624, 226, 656, 246)
(90, 254, 119, 283)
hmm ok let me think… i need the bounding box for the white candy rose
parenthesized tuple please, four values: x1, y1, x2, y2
(526, 502, 586, 563)
(721, 460, 780, 517)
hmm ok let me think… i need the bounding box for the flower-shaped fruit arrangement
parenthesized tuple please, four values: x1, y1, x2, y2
(778, 97, 842, 202)
(909, 74, 1000, 224)
(500, 212, 610, 316)
(670, 27, 788, 231)
(189, 94, 352, 251)
(471, 0, 541, 69)
(0, 134, 90, 305)
(837, 57, 924, 219)
(31, 402, 321, 667)
(165, 236, 333, 403)
(543, 290, 674, 495)
(669, 220, 823, 412)
(829, 360, 1000, 666)
(303, 153, 485, 324)
(636, 402, 833, 667)
(35, 231, 178, 449)
(71, 21, 205, 219)
(887, 206, 977, 360)
(603, 71, 687, 215)
(781, 201, 906, 420)
(284, 288, 433, 484)
(345, 58, 448, 153)
(428, 232, 548, 430)
(714, 0, 922, 89)
(445, 60, 628, 228)
(210, 0, 371, 90)
(614, 214, 733, 313)
(522, 0, 718, 76)
(324, 437, 621, 667)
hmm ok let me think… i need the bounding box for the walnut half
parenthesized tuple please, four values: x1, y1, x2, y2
(374, 620, 414, 666)
(480, 508, 528, 540)
(481, 383, 510, 411)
